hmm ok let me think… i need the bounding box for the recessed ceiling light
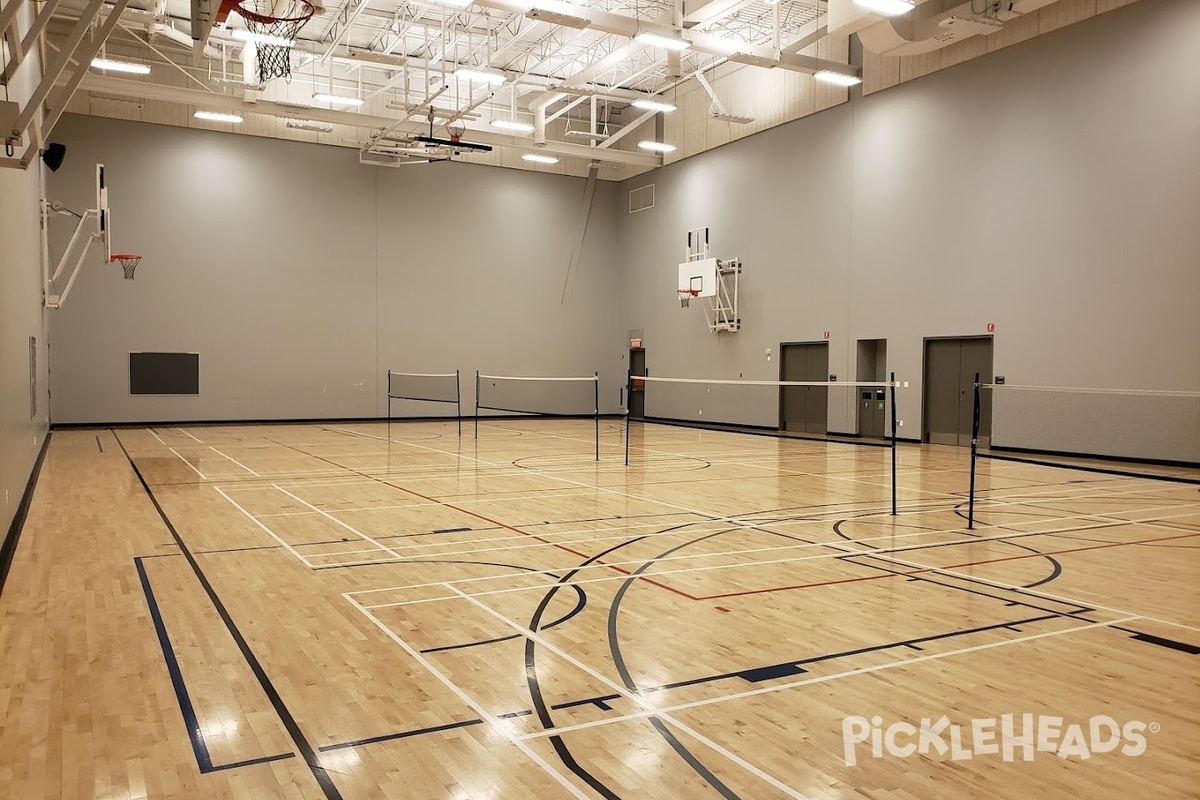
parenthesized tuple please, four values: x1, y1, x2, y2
(632, 99, 677, 113)
(455, 68, 506, 85)
(286, 119, 335, 132)
(853, 0, 914, 16)
(814, 70, 863, 86)
(638, 140, 676, 153)
(194, 110, 244, 123)
(313, 92, 364, 106)
(90, 58, 151, 75)
(522, 153, 559, 164)
(491, 119, 535, 133)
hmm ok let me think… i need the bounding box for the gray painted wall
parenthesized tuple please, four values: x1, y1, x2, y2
(617, 0, 1200, 460)
(46, 117, 624, 423)
(1, 6, 51, 537)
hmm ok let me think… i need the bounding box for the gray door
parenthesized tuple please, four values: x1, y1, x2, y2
(780, 343, 828, 434)
(856, 339, 887, 438)
(923, 337, 993, 446)
(629, 349, 646, 419)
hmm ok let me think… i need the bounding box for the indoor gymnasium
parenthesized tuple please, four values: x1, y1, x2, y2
(0, 0, 1197, 797)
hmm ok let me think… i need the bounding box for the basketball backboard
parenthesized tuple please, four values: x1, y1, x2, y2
(97, 163, 111, 262)
(678, 257, 718, 299)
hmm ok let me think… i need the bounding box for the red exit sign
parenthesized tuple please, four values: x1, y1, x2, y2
(986, 323, 995, 333)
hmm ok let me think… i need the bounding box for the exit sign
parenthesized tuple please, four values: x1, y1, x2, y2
(986, 323, 995, 333)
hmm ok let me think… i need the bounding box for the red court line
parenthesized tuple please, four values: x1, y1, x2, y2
(697, 531, 1200, 601)
(275, 438, 703, 600)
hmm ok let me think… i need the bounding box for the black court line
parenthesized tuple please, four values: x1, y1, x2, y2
(0, 433, 50, 599)
(313, 611, 1071, 755)
(134, 557, 294, 773)
(1127, 632, 1200, 655)
(96, 435, 104, 453)
(981, 452, 1200, 485)
(115, 432, 344, 800)
(607, 528, 745, 800)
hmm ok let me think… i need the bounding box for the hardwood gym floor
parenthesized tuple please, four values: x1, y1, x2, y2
(1, 420, 1196, 799)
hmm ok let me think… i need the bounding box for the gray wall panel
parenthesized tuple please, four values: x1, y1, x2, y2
(46, 117, 623, 423)
(0, 160, 51, 535)
(619, 0, 1200, 455)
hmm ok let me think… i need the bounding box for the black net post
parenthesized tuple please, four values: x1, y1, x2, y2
(594, 372, 600, 462)
(455, 369, 462, 437)
(624, 370, 632, 466)
(968, 371, 981, 530)
(474, 371, 480, 440)
(890, 371, 898, 516)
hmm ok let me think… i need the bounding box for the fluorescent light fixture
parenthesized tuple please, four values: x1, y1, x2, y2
(632, 99, 677, 113)
(194, 110, 244, 123)
(230, 28, 295, 48)
(522, 153, 559, 164)
(491, 119, 534, 133)
(90, 58, 151, 75)
(638, 140, 676, 153)
(433, 0, 473, 6)
(454, 68, 506, 85)
(635, 32, 690, 51)
(853, 0, 914, 16)
(814, 70, 863, 87)
(313, 92, 365, 106)
(286, 119, 335, 133)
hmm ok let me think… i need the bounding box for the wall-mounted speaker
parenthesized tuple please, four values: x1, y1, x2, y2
(41, 143, 66, 172)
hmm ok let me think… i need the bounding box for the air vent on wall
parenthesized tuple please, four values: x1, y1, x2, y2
(629, 184, 654, 213)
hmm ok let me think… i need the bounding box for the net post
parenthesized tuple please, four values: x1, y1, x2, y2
(594, 372, 600, 462)
(968, 372, 981, 530)
(456, 369, 462, 437)
(386, 369, 391, 444)
(474, 370, 480, 440)
(624, 370, 632, 466)
(890, 371, 897, 517)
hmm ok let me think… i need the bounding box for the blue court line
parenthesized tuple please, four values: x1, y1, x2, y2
(134, 557, 295, 773)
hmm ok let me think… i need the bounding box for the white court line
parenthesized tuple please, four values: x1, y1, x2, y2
(344, 594, 595, 800)
(446, 584, 809, 800)
(516, 615, 1142, 742)
(213, 486, 315, 568)
(350, 499, 1200, 604)
(323, 425, 389, 442)
(272, 484, 411, 564)
(208, 446, 262, 476)
(148, 429, 169, 446)
(169, 447, 208, 480)
(334, 481, 1185, 568)
(355, 506, 1200, 607)
(833, 535, 1200, 635)
(177, 427, 204, 443)
(250, 489, 598, 518)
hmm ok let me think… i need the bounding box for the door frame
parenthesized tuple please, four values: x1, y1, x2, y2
(920, 334, 994, 444)
(628, 347, 646, 419)
(777, 340, 829, 431)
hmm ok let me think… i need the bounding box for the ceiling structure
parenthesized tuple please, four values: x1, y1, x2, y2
(1, 0, 1134, 178)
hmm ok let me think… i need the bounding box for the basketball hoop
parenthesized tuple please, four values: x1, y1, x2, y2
(445, 119, 466, 143)
(234, 0, 315, 83)
(677, 288, 699, 308)
(110, 253, 142, 281)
